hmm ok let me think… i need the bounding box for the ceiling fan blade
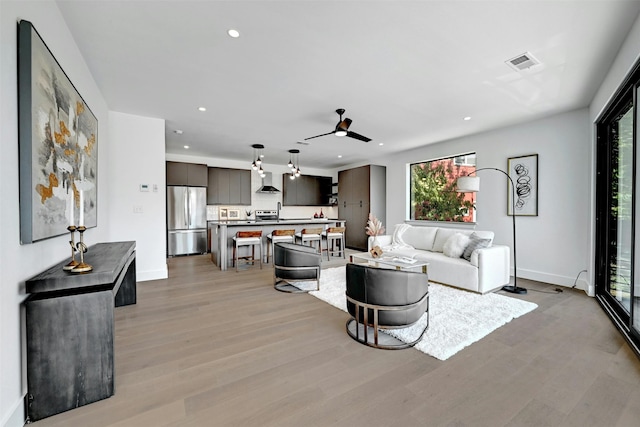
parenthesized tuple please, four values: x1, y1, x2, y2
(346, 131, 371, 142)
(304, 131, 334, 141)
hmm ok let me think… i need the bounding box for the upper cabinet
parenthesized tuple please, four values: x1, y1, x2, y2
(166, 161, 208, 187)
(207, 167, 251, 205)
(282, 174, 332, 206)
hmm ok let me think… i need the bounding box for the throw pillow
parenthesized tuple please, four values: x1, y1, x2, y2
(462, 237, 492, 261)
(432, 228, 458, 252)
(443, 233, 470, 258)
(469, 231, 494, 245)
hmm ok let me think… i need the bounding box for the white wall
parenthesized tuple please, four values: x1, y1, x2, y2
(108, 112, 167, 281)
(0, 1, 110, 425)
(591, 16, 640, 122)
(377, 109, 592, 290)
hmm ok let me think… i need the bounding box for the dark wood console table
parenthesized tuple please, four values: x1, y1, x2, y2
(24, 241, 136, 422)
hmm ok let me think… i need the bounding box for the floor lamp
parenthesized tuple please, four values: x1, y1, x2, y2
(456, 168, 527, 294)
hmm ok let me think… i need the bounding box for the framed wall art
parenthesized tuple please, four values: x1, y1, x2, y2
(228, 209, 240, 219)
(219, 208, 229, 220)
(507, 154, 538, 216)
(18, 20, 98, 244)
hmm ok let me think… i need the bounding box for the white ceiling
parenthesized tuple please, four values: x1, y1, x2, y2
(56, 0, 640, 169)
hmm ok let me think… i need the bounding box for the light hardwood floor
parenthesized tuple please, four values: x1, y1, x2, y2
(32, 254, 640, 426)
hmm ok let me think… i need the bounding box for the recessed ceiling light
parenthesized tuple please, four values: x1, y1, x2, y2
(184, 145, 189, 149)
(378, 142, 384, 146)
(198, 107, 207, 112)
(337, 155, 342, 158)
(464, 116, 471, 121)
(174, 129, 183, 135)
(227, 29, 240, 38)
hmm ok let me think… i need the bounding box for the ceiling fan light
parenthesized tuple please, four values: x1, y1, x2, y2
(334, 130, 347, 137)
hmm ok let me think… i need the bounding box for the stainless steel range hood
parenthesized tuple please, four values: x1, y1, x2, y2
(256, 172, 280, 193)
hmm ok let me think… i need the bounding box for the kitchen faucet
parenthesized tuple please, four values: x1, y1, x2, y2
(277, 201, 281, 220)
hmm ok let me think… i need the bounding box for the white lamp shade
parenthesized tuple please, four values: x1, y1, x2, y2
(456, 176, 480, 192)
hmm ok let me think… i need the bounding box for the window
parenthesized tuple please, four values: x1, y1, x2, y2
(595, 68, 639, 345)
(410, 153, 476, 222)
(454, 154, 475, 166)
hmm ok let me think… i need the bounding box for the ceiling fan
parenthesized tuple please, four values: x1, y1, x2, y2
(304, 108, 372, 142)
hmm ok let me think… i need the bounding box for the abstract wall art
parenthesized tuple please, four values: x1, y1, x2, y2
(507, 154, 538, 216)
(18, 20, 98, 244)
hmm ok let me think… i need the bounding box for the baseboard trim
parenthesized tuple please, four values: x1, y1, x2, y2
(137, 266, 168, 282)
(516, 268, 591, 294)
(1, 395, 25, 427)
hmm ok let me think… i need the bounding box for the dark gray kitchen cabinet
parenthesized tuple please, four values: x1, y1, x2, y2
(207, 167, 251, 205)
(282, 174, 332, 206)
(166, 161, 208, 186)
(338, 165, 386, 250)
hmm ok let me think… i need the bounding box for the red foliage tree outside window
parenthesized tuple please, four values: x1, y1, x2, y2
(410, 153, 476, 222)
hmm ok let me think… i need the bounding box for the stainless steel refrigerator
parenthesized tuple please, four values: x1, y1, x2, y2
(167, 186, 207, 256)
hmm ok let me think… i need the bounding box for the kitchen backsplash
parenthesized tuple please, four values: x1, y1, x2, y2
(206, 204, 338, 221)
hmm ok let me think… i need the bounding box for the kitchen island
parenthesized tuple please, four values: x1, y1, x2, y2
(209, 218, 345, 270)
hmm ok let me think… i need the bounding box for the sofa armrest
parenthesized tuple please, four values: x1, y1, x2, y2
(367, 235, 392, 251)
(473, 245, 510, 294)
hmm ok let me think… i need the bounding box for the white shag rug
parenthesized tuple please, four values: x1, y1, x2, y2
(292, 266, 538, 360)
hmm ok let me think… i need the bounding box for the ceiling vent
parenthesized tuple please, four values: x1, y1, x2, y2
(505, 52, 541, 71)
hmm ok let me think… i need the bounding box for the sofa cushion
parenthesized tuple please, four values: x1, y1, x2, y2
(462, 237, 492, 261)
(410, 251, 480, 291)
(432, 228, 458, 252)
(443, 233, 470, 258)
(402, 226, 437, 251)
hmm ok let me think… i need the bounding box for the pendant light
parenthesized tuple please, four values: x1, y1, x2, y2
(287, 152, 294, 169)
(288, 149, 301, 179)
(251, 144, 264, 171)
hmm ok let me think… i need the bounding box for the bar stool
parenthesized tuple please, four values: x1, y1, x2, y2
(322, 226, 346, 260)
(266, 229, 295, 263)
(232, 231, 262, 272)
(295, 227, 323, 252)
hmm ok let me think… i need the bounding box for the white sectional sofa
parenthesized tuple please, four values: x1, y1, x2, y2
(367, 224, 510, 294)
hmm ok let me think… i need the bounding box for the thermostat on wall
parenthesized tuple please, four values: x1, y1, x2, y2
(139, 184, 149, 192)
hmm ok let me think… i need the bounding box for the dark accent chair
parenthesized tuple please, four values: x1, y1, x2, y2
(273, 242, 322, 293)
(345, 263, 430, 349)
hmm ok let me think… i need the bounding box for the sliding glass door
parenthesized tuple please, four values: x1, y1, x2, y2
(595, 76, 639, 354)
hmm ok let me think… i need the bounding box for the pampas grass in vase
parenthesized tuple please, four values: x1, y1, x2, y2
(365, 213, 385, 250)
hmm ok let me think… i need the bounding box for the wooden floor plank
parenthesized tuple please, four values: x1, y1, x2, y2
(31, 254, 640, 426)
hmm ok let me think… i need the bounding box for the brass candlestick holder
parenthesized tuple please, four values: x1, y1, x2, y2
(63, 225, 79, 271)
(72, 226, 93, 273)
